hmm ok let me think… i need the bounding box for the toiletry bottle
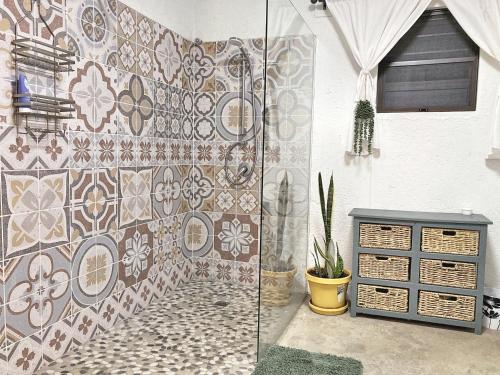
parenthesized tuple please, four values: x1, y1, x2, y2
(17, 73, 31, 113)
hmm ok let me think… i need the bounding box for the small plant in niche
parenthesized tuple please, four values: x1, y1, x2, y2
(261, 172, 297, 307)
(306, 172, 351, 315)
(353, 100, 375, 155)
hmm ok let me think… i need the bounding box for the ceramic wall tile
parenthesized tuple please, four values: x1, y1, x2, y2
(1, 0, 64, 40)
(0, 33, 14, 82)
(153, 166, 181, 219)
(234, 262, 258, 286)
(214, 214, 259, 263)
(117, 224, 153, 288)
(39, 207, 70, 250)
(0, 127, 38, 170)
(117, 135, 137, 167)
(154, 138, 168, 165)
(96, 293, 120, 332)
(192, 257, 211, 282)
(194, 116, 216, 141)
(117, 36, 137, 73)
(94, 0, 118, 34)
(41, 317, 73, 367)
(6, 333, 42, 374)
(38, 132, 69, 170)
(68, 131, 94, 168)
(136, 13, 154, 49)
(2, 212, 40, 259)
(95, 133, 118, 167)
(153, 28, 183, 87)
(94, 26, 118, 68)
(211, 259, 234, 283)
(116, 2, 136, 41)
(136, 46, 154, 78)
(194, 141, 214, 163)
(71, 305, 98, 347)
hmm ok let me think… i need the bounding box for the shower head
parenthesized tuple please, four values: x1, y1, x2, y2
(228, 37, 244, 48)
(228, 36, 250, 63)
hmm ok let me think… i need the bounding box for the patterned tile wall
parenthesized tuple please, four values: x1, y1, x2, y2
(190, 38, 265, 289)
(0, 0, 194, 372)
(0, 0, 314, 372)
(260, 35, 315, 288)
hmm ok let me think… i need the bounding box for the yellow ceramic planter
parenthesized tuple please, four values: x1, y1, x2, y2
(306, 268, 352, 315)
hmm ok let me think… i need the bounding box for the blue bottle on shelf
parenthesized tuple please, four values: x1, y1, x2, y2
(17, 73, 31, 113)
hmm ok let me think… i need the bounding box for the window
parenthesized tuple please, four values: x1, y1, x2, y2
(377, 9, 479, 113)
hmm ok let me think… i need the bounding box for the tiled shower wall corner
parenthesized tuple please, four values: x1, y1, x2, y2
(0, 0, 266, 372)
(0, 0, 195, 372)
(0, 0, 312, 372)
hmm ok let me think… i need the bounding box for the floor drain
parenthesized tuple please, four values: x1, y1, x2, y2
(215, 301, 229, 307)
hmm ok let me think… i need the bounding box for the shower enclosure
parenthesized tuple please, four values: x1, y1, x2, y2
(0, 0, 313, 373)
(259, 0, 316, 357)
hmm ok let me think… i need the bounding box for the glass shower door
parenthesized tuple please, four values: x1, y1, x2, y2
(258, 0, 316, 359)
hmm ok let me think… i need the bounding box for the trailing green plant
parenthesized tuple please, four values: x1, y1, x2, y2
(311, 172, 344, 279)
(353, 100, 375, 155)
(267, 172, 294, 272)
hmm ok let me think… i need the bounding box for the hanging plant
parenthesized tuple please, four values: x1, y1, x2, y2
(353, 100, 375, 155)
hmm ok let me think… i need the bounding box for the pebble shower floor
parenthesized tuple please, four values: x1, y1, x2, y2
(38, 282, 258, 374)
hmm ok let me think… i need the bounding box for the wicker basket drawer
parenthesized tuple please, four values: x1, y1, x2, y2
(359, 223, 412, 250)
(359, 254, 410, 281)
(419, 259, 477, 289)
(421, 227, 479, 256)
(357, 284, 409, 312)
(418, 291, 476, 321)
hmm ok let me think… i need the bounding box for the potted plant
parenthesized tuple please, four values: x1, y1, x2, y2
(261, 172, 297, 306)
(306, 172, 352, 315)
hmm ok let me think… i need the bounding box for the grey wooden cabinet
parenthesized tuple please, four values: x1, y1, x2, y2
(349, 208, 492, 334)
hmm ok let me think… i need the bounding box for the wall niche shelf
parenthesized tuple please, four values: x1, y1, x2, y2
(12, 0, 75, 135)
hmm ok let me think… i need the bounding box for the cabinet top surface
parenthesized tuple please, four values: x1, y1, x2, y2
(349, 208, 493, 225)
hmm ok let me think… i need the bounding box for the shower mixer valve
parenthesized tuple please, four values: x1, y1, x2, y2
(236, 163, 252, 179)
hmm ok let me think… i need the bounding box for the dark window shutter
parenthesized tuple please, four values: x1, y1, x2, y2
(377, 9, 479, 113)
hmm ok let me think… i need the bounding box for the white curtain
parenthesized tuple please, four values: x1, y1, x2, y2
(327, 0, 432, 155)
(444, 0, 500, 159)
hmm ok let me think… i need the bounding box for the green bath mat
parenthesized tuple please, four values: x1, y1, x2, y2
(254, 345, 363, 375)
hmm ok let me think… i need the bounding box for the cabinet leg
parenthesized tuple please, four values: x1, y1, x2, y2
(474, 324, 482, 335)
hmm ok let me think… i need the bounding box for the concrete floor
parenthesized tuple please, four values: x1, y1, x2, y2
(278, 301, 500, 375)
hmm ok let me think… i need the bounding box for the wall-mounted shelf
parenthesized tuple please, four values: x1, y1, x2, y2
(12, 0, 75, 135)
(14, 93, 75, 119)
(12, 37, 75, 72)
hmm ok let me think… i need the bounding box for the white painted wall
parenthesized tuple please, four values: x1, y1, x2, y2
(291, 0, 500, 290)
(120, 0, 195, 39)
(193, 0, 267, 41)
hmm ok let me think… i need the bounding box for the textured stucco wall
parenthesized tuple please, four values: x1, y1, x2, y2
(291, 1, 500, 290)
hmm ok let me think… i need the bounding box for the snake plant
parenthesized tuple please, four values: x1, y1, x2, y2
(267, 172, 294, 272)
(311, 172, 344, 278)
